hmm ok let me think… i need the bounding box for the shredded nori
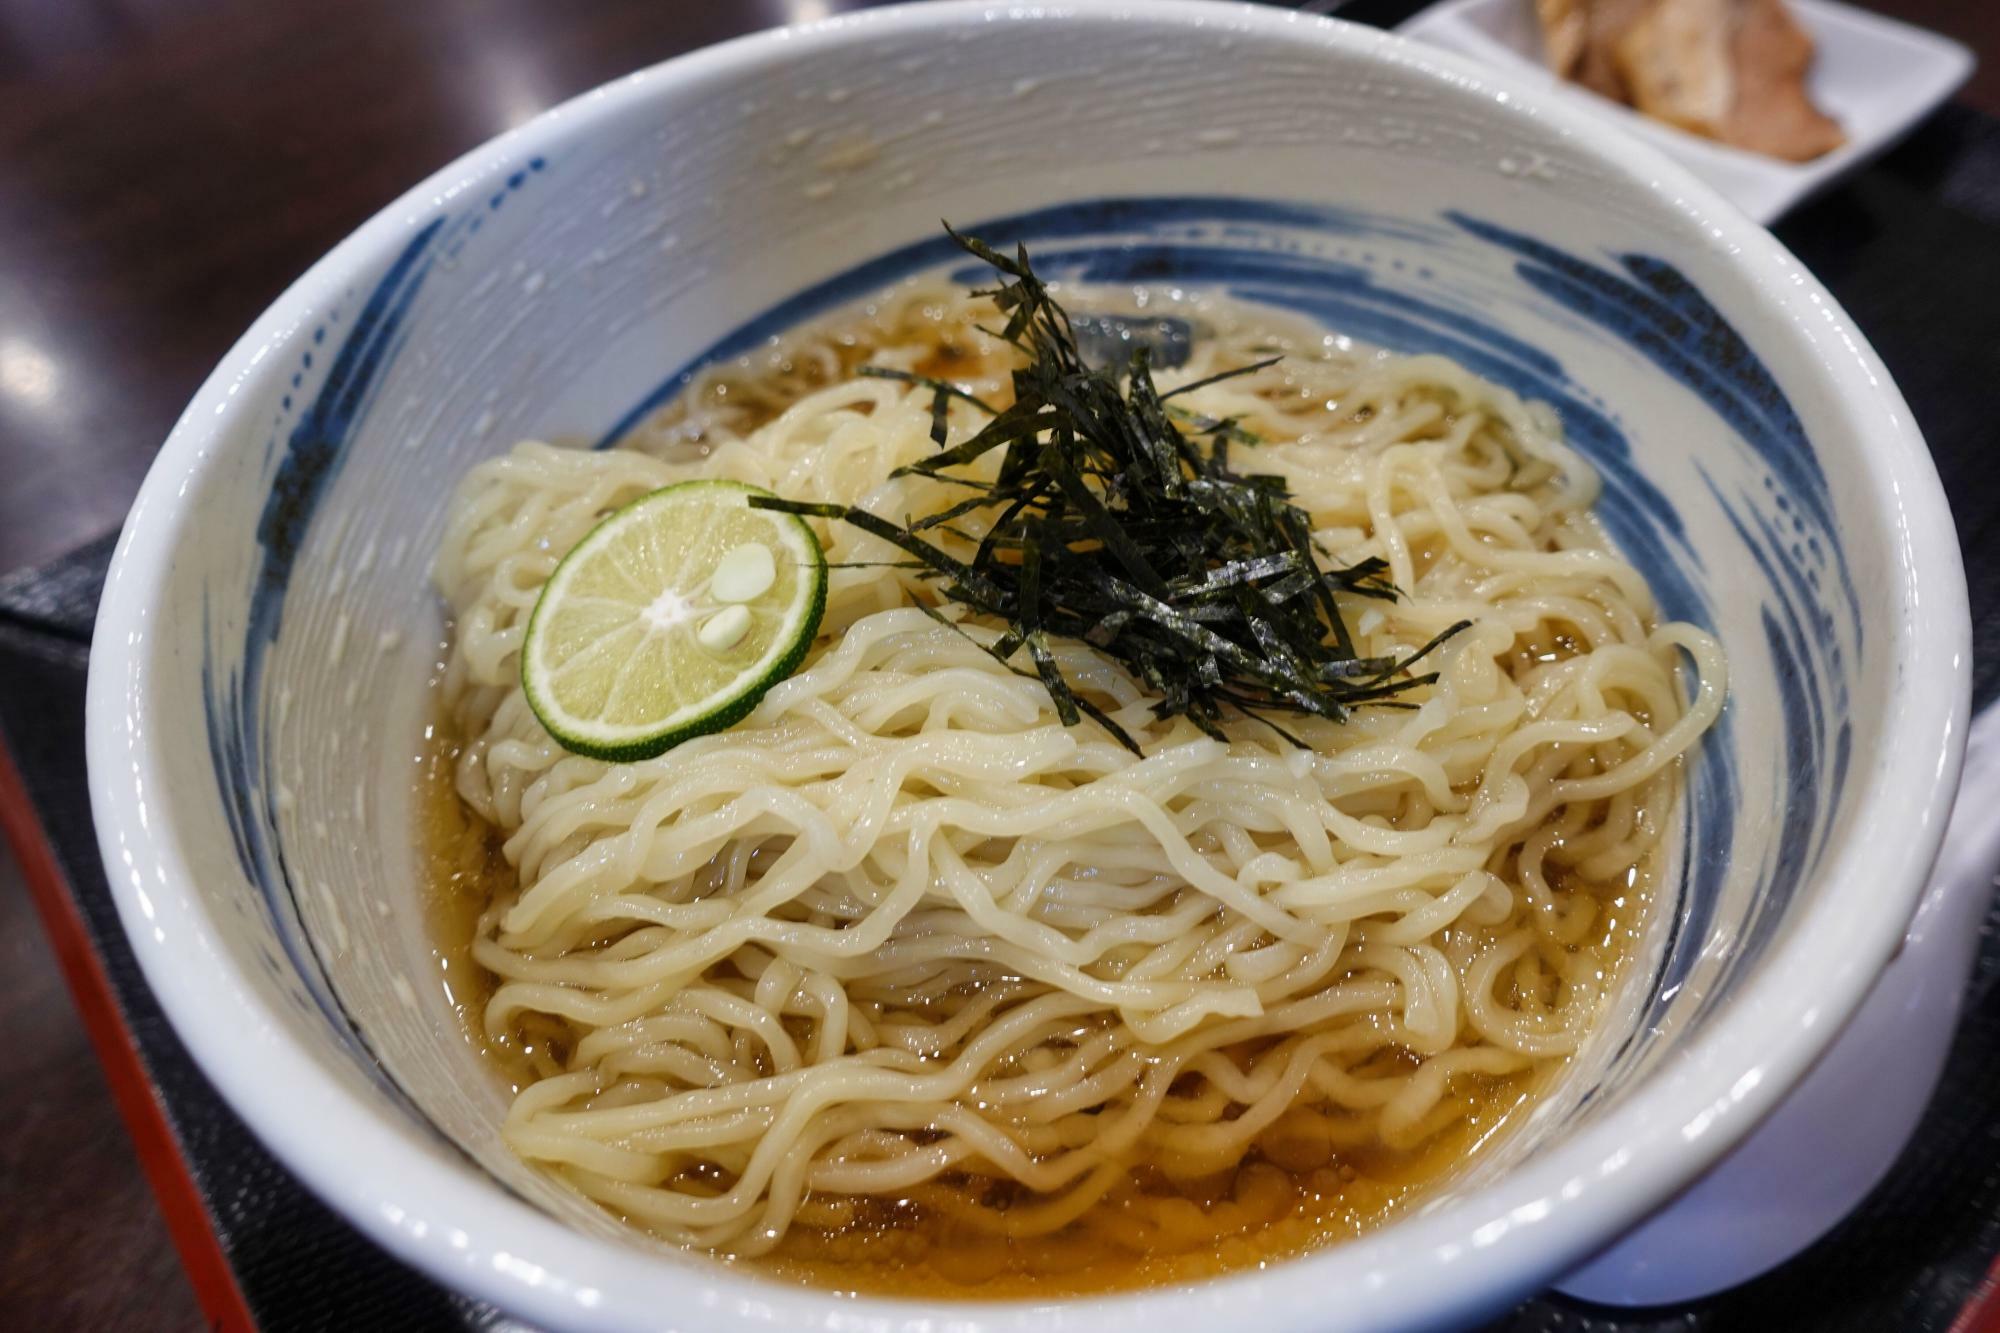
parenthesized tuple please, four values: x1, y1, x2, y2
(751, 227, 1468, 754)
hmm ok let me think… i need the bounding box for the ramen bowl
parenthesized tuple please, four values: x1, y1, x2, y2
(85, 3, 1970, 1329)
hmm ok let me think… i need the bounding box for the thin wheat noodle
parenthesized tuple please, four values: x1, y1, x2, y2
(431, 280, 1725, 1266)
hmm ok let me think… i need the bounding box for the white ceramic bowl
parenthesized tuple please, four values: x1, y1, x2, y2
(86, 4, 1971, 1330)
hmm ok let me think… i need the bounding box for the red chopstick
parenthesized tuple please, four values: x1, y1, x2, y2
(0, 736, 258, 1333)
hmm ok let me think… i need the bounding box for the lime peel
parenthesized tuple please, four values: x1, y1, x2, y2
(520, 480, 827, 761)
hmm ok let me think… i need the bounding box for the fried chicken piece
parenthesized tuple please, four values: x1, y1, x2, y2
(1721, 0, 1846, 161)
(1536, 0, 1589, 78)
(1617, 0, 1735, 136)
(1531, 0, 1846, 163)
(1573, 0, 1655, 102)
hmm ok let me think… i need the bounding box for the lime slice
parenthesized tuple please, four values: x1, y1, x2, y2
(521, 480, 826, 760)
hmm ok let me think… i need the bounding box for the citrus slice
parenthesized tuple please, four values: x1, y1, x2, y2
(521, 480, 826, 760)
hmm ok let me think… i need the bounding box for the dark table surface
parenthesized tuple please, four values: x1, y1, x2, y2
(3, 2, 1998, 1330)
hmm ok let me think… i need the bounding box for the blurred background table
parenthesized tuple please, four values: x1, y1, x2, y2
(2, 2, 1996, 1329)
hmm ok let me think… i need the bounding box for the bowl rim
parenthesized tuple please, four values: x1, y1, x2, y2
(85, 2, 1973, 1329)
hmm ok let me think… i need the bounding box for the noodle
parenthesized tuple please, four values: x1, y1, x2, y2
(430, 279, 1726, 1284)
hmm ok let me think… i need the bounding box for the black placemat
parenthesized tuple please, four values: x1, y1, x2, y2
(7, 84, 2000, 1333)
(0, 584, 503, 1329)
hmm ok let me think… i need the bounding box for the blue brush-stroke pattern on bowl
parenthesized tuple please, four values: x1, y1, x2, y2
(208, 215, 445, 1054)
(201, 193, 1856, 1103)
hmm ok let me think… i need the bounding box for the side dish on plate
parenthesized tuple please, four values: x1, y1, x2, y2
(1535, 0, 1845, 159)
